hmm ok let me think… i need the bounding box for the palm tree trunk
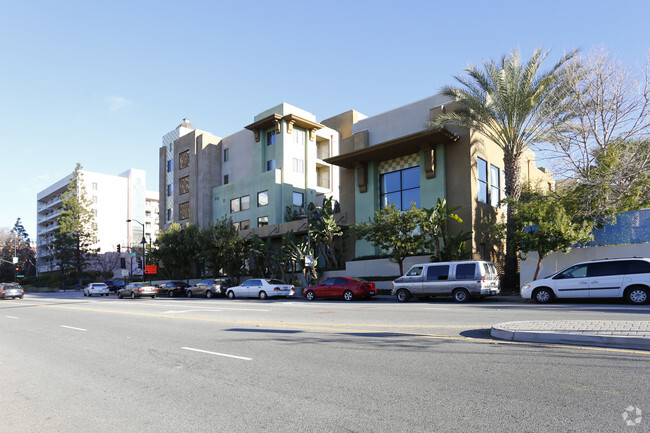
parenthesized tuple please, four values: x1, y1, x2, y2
(503, 151, 522, 294)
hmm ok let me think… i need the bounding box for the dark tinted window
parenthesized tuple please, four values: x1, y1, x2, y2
(427, 265, 450, 281)
(588, 261, 624, 277)
(335, 278, 350, 285)
(455, 263, 477, 280)
(625, 260, 650, 274)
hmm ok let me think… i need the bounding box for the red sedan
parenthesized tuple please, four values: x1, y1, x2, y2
(303, 277, 376, 301)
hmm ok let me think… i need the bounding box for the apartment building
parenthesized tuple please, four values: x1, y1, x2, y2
(36, 168, 158, 274)
(323, 93, 554, 262)
(159, 104, 341, 235)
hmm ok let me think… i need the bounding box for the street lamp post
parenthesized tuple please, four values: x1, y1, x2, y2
(126, 219, 146, 282)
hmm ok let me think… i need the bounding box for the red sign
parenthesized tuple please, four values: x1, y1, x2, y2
(144, 265, 157, 274)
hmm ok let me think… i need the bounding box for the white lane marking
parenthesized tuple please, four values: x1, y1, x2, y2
(181, 347, 252, 361)
(163, 309, 223, 314)
(5, 315, 19, 319)
(61, 325, 87, 331)
(424, 307, 450, 310)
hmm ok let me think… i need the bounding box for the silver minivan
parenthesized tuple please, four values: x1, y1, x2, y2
(391, 260, 500, 302)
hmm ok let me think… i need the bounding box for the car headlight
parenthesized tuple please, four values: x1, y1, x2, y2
(522, 284, 531, 290)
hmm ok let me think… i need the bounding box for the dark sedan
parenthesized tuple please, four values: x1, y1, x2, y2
(157, 281, 190, 297)
(303, 277, 377, 301)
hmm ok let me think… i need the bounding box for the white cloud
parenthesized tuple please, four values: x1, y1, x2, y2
(106, 95, 133, 112)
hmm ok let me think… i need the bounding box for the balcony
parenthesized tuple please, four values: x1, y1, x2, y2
(317, 177, 330, 189)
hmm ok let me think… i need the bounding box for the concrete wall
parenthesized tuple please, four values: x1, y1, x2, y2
(519, 243, 650, 287)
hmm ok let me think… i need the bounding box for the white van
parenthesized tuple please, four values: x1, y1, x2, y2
(391, 260, 500, 302)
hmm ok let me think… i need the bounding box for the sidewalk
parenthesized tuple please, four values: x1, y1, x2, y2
(491, 320, 650, 351)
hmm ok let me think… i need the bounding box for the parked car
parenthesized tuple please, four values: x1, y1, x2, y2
(303, 277, 376, 301)
(391, 260, 500, 303)
(104, 280, 125, 294)
(157, 281, 190, 297)
(226, 279, 294, 299)
(186, 278, 230, 298)
(118, 282, 158, 299)
(521, 257, 650, 304)
(0, 283, 24, 300)
(83, 283, 110, 297)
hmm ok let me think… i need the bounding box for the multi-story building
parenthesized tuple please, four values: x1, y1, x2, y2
(323, 93, 554, 263)
(159, 104, 341, 233)
(36, 168, 158, 275)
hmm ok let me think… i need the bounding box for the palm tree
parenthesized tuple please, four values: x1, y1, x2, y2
(431, 48, 577, 292)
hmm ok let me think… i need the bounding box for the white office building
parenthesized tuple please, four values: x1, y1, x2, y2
(36, 168, 159, 275)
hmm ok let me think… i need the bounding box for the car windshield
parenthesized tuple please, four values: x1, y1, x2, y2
(266, 279, 286, 285)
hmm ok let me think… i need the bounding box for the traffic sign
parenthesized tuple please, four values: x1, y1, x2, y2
(145, 265, 157, 274)
(128, 252, 136, 257)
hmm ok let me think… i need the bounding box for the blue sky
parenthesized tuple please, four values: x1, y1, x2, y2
(1, 0, 648, 239)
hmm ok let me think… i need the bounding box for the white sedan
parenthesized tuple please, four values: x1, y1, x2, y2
(83, 283, 110, 297)
(226, 279, 294, 300)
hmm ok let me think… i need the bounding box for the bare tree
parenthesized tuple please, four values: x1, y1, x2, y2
(95, 252, 121, 278)
(543, 47, 650, 219)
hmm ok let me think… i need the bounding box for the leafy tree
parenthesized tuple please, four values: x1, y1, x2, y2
(504, 186, 593, 281)
(53, 164, 98, 287)
(431, 48, 577, 292)
(1, 220, 36, 281)
(354, 204, 424, 275)
(201, 217, 248, 284)
(310, 197, 344, 270)
(249, 235, 277, 278)
(419, 198, 469, 262)
(150, 223, 201, 282)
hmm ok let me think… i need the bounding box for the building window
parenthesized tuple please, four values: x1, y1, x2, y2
(167, 208, 172, 222)
(230, 198, 240, 213)
(240, 220, 250, 230)
(293, 191, 304, 207)
(257, 190, 268, 207)
(167, 159, 173, 173)
(179, 150, 190, 169)
(258, 216, 268, 227)
(179, 202, 190, 220)
(266, 130, 276, 146)
(179, 176, 190, 195)
(92, 182, 98, 190)
(293, 158, 304, 174)
(380, 166, 420, 210)
(92, 196, 98, 204)
(230, 196, 250, 213)
(224, 175, 229, 185)
(223, 148, 229, 162)
(167, 183, 173, 197)
(477, 157, 488, 204)
(490, 164, 501, 207)
(267, 159, 276, 171)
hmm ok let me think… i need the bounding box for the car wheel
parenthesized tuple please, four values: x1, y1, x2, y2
(625, 286, 649, 305)
(305, 290, 315, 301)
(118, 292, 123, 299)
(259, 291, 268, 300)
(130, 292, 136, 299)
(453, 288, 471, 303)
(227, 290, 235, 299)
(152, 295, 156, 299)
(19, 295, 23, 299)
(533, 287, 554, 304)
(396, 289, 411, 302)
(168, 291, 174, 298)
(343, 290, 354, 301)
(187, 290, 192, 298)
(206, 290, 213, 299)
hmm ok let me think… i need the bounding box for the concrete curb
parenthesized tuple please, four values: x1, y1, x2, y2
(491, 321, 650, 351)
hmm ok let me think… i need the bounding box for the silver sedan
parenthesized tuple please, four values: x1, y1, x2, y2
(118, 282, 158, 299)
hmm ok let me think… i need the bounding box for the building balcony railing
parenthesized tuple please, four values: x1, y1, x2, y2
(317, 177, 330, 189)
(317, 148, 330, 160)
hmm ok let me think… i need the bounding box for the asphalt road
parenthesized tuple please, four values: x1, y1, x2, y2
(1, 293, 649, 433)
